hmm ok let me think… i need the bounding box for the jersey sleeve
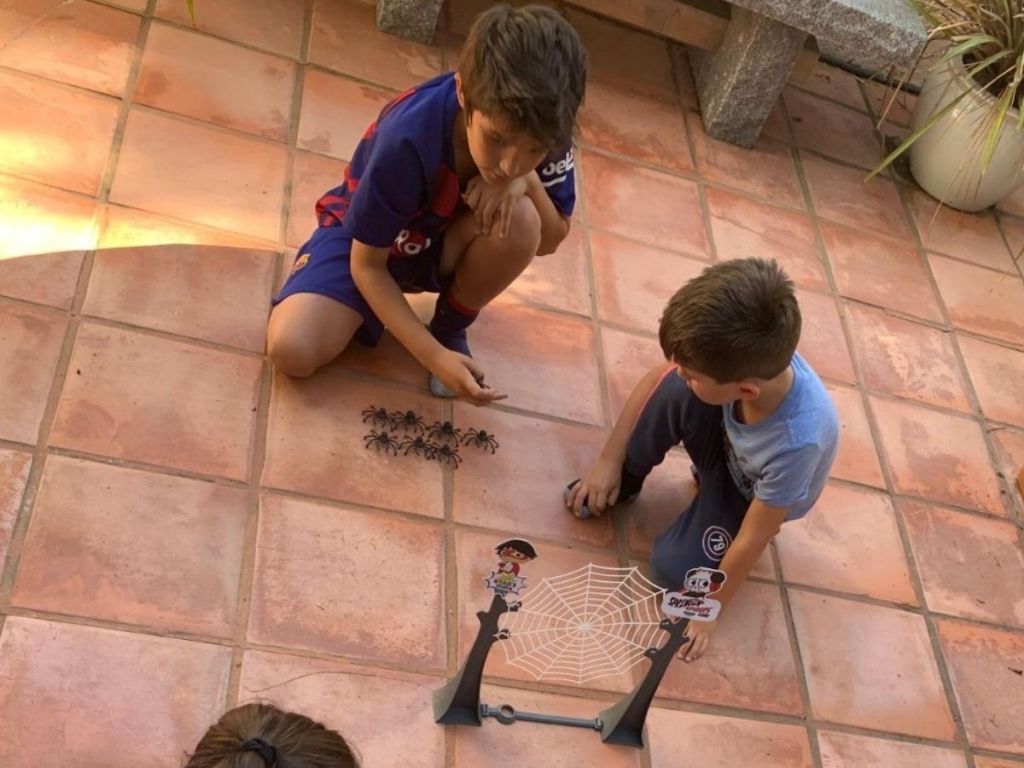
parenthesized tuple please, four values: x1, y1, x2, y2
(345, 130, 428, 248)
(753, 444, 823, 510)
(535, 144, 576, 217)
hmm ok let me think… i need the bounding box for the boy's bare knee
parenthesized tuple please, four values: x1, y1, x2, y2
(267, 334, 320, 378)
(501, 197, 542, 261)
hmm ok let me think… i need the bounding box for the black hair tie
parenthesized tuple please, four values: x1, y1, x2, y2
(240, 738, 277, 767)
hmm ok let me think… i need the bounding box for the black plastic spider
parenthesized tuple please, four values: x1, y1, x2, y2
(462, 428, 499, 454)
(361, 404, 392, 429)
(400, 435, 437, 458)
(390, 409, 426, 434)
(432, 443, 463, 469)
(427, 420, 462, 446)
(363, 429, 400, 456)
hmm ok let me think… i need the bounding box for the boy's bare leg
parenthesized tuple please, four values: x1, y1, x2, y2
(266, 293, 364, 377)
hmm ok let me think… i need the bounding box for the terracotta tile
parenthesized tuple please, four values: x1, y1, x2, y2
(582, 151, 708, 257)
(0, 251, 83, 309)
(0, 617, 231, 767)
(309, 0, 442, 90)
(823, 222, 944, 322)
(991, 427, 1024, 516)
(451, 405, 614, 549)
(0, 0, 140, 96)
(785, 87, 882, 169)
(51, 323, 261, 480)
(959, 335, 1024, 428)
(238, 650, 444, 768)
(12, 456, 247, 636)
(930, 253, 1024, 346)
(97, 204, 274, 250)
(795, 290, 857, 385)
(287, 151, 348, 246)
(446, 0, 553, 38)
(999, 185, 1024, 218)
(472, 299, 603, 425)
(250, 494, 446, 669)
(976, 758, 1024, 768)
(902, 500, 1024, 626)
(0, 70, 119, 195)
(600, 326, 665, 418)
(802, 153, 912, 240)
(670, 45, 699, 111)
(937, 618, 1024, 753)
(908, 191, 1014, 271)
(826, 384, 885, 488)
(817, 730, 967, 768)
(135, 23, 295, 141)
(789, 590, 956, 739)
(796, 65, 866, 111)
(0, 302, 66, 444)
(297, 68, 393, 160)
(0, 176, 98, 259)
(591, 230, 705, 333)
(455, 684, 640, 766)
(658, 582, 803, 715)
(154, 0, 305, 58)
(105, 0, 145, 10)
(565, 6, 676, 103)
(83, 244, 277, 351)
(763, 101, 794, 143)
(507, 223, 591, 316)
(846, 303, 971, 412)
(334, 328, 431, 390)
(863, 80, 917, 127)
(109, 108, 288, 241)
(869, 396, 1004, 515)
(0, 448, 31, 577)
(262, 372, 444, 515)
(777, 483, 916, 604)
(707, 187, 828, 292)
(579, 79, 692, 173)
(648, 708, 813, 768)
(690, 113, 804, 210)
(454, 529, 631, 692)
(999, 215, 1024, 264)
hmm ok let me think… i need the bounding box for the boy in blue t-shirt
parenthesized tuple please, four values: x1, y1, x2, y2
(268, 5, 586, 404)
(566, 258, 839, 663)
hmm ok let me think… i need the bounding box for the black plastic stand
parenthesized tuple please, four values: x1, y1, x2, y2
(598, 618, 690, 747)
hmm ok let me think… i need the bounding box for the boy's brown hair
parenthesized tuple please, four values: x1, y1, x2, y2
(458, 4, 587, 148)
(184, 703, 359, 768)
(659, 258, 801, 382)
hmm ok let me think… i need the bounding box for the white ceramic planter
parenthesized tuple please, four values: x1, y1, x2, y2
(910, 54, 1024, 211)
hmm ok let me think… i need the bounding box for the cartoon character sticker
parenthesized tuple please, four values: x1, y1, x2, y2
(484, 539, 538, 600)
(662, 567, 727, 622)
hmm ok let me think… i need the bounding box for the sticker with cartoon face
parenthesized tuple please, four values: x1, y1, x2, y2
(662, 567, 727, 622)
(484, 538, 538, 600)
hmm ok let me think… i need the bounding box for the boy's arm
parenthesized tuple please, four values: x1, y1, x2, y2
(524, 171, 570, 255)
(350, 240, 505, 405)
(678, 498, 788, 662)
(567, 362, 674, 517)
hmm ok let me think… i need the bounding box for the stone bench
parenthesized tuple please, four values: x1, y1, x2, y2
(376, 0, 927, 147)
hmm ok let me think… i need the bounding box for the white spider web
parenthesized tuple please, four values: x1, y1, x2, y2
(496, 564, 667, 685)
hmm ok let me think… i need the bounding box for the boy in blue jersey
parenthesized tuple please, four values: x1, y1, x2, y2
(268, 5, 586, 404)
(566, 259, 839, 663)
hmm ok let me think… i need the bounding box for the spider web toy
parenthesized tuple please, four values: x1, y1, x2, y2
(433, 543, 699, 748)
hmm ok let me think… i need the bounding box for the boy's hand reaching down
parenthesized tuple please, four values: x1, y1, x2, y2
(464, 175, 529, 237)
(565, 455, 622, 518)
(678, 618, 717, 663)
(430, 348, 507, 406)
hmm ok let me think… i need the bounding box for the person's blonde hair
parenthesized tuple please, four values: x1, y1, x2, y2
(185, 703, 359, 768)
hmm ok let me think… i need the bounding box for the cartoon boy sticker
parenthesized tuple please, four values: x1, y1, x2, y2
(485, 539, 538, 599)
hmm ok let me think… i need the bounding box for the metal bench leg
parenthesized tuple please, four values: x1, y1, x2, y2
(689, 7, 807, 147)
(376, 0, 443, 44)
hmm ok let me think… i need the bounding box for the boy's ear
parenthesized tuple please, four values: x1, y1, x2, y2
(454, 72, 466, 109)
(736, 380, 761, 401)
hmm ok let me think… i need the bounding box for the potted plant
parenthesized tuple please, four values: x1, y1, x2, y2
(872, 1, 1024, 212)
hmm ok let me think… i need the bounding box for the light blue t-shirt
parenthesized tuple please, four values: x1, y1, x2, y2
(722, 353, 839, 520)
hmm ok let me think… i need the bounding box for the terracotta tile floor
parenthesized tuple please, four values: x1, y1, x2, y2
(1, 2, 1024, 766)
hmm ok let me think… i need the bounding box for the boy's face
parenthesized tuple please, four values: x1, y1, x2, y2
(676, 364, 757, 406)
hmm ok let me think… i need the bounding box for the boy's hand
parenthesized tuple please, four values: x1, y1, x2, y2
(678, 619, 717, 663)
(431, 349, 507, 406)
(565, 455, 622, 518)
(463, 175, 529, 238)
